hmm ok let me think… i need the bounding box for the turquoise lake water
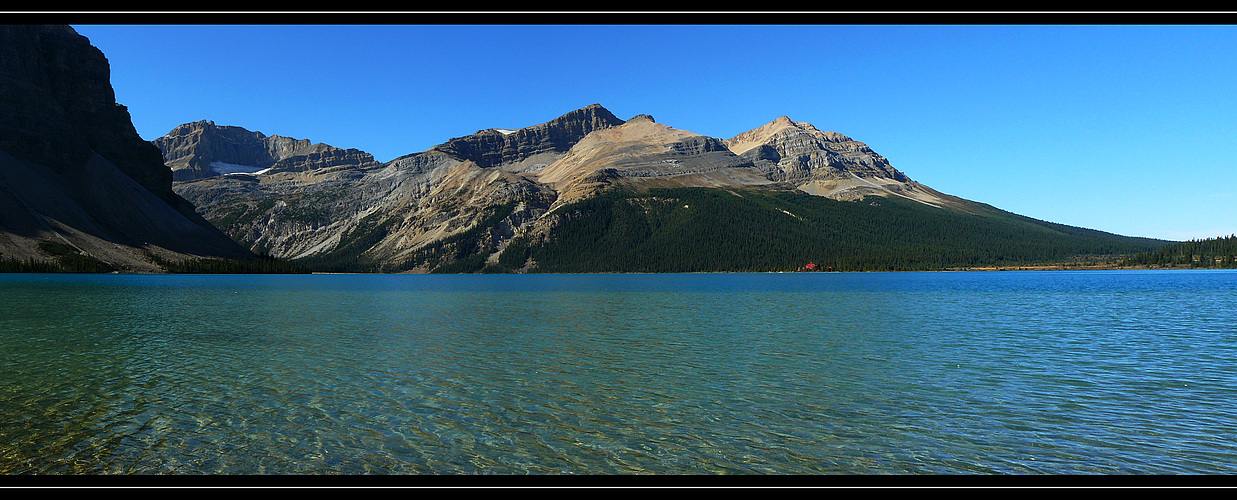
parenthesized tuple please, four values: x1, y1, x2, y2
(1, 270, 1235, 475)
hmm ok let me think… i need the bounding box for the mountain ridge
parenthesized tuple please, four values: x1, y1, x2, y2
(161, 103, 1171, 273)
(424, 103, 626, 171)
(154, 119, 380, 181)
(0, 26, 1178, 274)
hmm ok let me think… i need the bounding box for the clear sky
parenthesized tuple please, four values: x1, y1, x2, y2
(70, 20, 1237, 242)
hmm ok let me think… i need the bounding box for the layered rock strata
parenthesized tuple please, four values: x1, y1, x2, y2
(725, 115, 963, 208)
(154, 120, 379, 181)
(0, 25, 174, 202)
(0, 25, 252, 270)
(170, 104, 626, 264)
(428, 103, 626, 171)
(535, 114, 773, 210)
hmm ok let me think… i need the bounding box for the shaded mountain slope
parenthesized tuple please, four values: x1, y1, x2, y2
(0, 25, 251, 272)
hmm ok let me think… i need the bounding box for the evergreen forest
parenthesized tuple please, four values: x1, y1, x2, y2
(1122, 234, 1237, 268)
(440, 187, 1172, 274)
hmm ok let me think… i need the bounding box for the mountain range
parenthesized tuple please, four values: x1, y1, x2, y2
(160, 103, 1167, 273)
(0, 25, 1172, 274)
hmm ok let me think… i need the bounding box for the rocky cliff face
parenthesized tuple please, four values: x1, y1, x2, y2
(724, 116, 965, 208)
(0, 25, 173, 202)
(168, 104, 627, 266)
(154, 120, 379, 181)
(724, 116, 908, 184)
(534, 114, 774, 210)
(0, 25, 252, 270)
(429, 103, 625, 170)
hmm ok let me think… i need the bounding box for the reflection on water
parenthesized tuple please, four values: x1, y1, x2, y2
(1, 271, 1235, 474)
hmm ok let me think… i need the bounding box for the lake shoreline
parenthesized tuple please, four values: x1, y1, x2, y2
(4, 263, 1232, 275)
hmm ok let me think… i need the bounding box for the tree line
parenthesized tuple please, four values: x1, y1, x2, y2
(1122, 234, 1237, 268)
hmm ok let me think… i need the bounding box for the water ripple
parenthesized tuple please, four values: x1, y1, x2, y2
(1, 271, 1236, 473)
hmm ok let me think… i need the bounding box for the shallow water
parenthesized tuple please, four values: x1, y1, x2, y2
(1, 270, 1234, 474)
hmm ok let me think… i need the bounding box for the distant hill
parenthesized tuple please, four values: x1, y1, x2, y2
(161, 104, 1171, 273)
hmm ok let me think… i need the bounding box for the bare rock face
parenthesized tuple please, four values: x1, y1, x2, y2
(154, 120, 378, 181)
(534, 113, 772, 210)
(724, 116, 909, 184)
(429, 103, 625, 170)
(0, 25, 252, 269)
(0, 25, 173, 202)
(724, 116, 965, 208)
(170, 104, 626, 265)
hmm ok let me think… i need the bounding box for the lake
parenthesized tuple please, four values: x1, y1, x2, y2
(1, 270, 1235, 477)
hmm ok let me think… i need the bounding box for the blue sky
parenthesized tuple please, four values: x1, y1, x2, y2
(72, 22, 1237, 242)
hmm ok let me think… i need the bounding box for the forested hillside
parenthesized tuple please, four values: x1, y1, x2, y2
(445, 187, 1170, 273)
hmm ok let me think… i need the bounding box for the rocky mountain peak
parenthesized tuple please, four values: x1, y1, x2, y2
(169, 120, 269, 140)
(534, 109, 765, 209)
(563, 103, 621, 122)
(772, 115, 797, 127)
(725, 116, 833, 155)
(154, 121, 377, 181)
(720, 115, 930, 202)
(428, 103, 625, 169)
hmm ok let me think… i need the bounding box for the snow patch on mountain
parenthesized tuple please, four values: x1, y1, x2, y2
(210, 161, 269, 175)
